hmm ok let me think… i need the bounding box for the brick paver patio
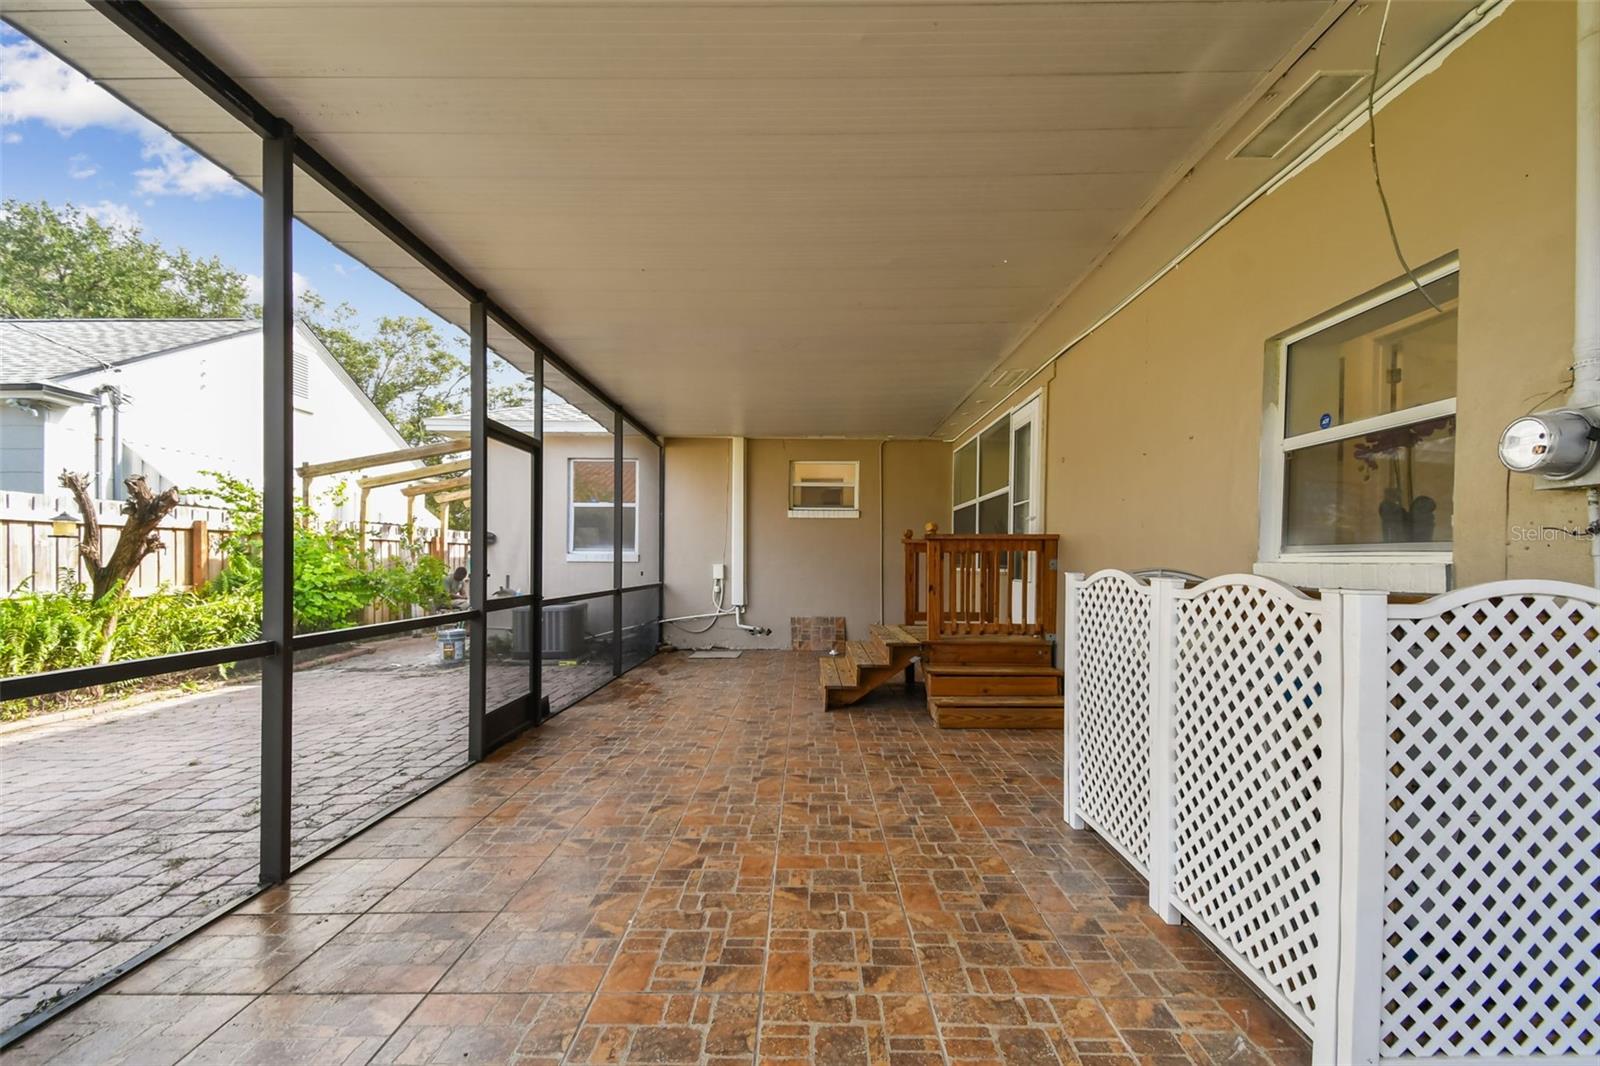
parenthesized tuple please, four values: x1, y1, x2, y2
(0, 635, 613, 1036)
(2, 650, 1309, 1065)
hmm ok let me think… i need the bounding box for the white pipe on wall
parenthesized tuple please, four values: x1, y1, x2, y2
(1573, 0, 1600, 410)
(730, 436, 747, 608)
(1576, 2, 1600, 587)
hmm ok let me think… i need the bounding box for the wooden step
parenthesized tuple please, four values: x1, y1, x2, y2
(928, 675, 1061, 697)
(924, 664, 1061, 698)
(929, 695, 1063, 730)
(922, 664, 1062, 676)
(923, 638, 1053, 666)
(846, 640, 890, 670)
(820, 641, 921, 710)
(869, 624, 924, 648)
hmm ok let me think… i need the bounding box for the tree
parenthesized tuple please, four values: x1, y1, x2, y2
(297, 293, 471, 445)
(0, 199, 252, 319)
(58, 471, 181, 662)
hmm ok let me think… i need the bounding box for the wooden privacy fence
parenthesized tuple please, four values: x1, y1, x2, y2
(903, 530, 1060, 638)
(1063, 569, 1600, 1063)
(2, 491, 229, 597)
(2, 490, 467, 598)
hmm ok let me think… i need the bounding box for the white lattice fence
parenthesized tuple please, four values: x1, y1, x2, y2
(1346, 581, 1600, 1063)
(1170, 576, 1337, 1033)
(1064, 570, 1155, 873)
(1065, 571, 1599, 1062)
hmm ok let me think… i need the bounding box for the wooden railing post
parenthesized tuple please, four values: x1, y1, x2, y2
(1039, 537, 1059, 636)
(926, 539, 944, 639)
(902, 530, 919, 625)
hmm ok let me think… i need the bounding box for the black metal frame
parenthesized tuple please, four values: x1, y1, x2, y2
(1, 5, 675, 1046)
(260, 126, 295, 884)
(0, 642, 273, 702)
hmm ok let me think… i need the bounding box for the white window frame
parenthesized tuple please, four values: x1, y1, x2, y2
(952, 388, 1043, 534)
(788, 460, 859, 519)
(567, 456, 639, 562)
(1256, 261, 1458, 592)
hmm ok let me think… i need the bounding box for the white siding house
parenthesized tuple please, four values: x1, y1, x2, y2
(0, 318, 432, 529)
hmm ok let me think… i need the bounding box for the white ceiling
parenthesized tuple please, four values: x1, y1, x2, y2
(9, 1, 1376, 437)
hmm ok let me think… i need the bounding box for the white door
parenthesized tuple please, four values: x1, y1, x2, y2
(1007, 396, 1043, 623)
(1008, 396, 1043, 533)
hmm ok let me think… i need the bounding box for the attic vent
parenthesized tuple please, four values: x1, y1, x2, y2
(292, 348, 309, 400)
(1233, 72, 1366, 159)
(986, 367, 1028, 389)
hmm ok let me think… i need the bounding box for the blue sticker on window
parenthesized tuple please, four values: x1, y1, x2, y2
(1319, 413, 1333, 430)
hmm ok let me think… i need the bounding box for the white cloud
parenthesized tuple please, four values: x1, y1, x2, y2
(133, 132, 243, 200)
(80, 200, 141, 236)
(67, 152, 97, 179)
(3, 131, 21, 144)
(243, 270, 315, 305)
(2, 35, 242, 201)
(0, 35, 155, 138)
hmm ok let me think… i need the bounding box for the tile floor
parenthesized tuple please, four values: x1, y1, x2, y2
(0, 633, 614, 1033)
(1, 651, 1309, 1065)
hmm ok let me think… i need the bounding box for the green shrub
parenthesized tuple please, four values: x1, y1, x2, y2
(3, 472, 454, 718)
(0, 583, 262, 686)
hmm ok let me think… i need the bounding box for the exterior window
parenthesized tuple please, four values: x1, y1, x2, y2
(789, 461, 858, 517)
(954, 402, 1039, 534)
(1275, 272, 1458, 552)
(568, 457, 637, 560)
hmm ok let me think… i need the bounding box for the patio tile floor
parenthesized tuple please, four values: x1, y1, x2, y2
(2, 650, 1310, 1065)
(0, 635, 610, 1035)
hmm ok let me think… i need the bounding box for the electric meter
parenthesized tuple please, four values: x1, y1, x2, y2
(1497, 409, 1600, 479)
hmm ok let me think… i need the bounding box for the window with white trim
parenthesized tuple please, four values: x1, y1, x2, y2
(568, 457, 637, 561)
(952, 418, 1014, 534)
(788, 461, 858, 518)
(1272, 270, 1458, 554)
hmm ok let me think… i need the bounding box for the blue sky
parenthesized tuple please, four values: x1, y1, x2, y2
(0, 23, 463, 342)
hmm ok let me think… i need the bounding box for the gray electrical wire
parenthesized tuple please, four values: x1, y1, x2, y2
(1369, 0, 1445, 314)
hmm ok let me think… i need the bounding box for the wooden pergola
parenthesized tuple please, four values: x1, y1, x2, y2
(295, 438, 472, 554)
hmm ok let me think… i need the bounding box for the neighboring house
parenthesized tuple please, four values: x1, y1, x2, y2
(423, 397, 659, 601)
(0, 318, 433, 529)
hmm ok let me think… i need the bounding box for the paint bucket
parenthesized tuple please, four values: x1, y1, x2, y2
(436, 627, 467, 665)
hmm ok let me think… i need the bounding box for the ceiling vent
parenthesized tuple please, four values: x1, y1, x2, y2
(1232, 72, 1367, 160)
(986, 367, 1028, 390)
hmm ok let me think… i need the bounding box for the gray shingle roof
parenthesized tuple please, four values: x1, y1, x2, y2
(0, 319, 259, 382)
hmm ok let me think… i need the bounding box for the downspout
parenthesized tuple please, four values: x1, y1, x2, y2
(1574, 0, 1599, 410)
(727, 435, 770, 635)
(92, 396, 104, 498)
(107, 386, 123, 500)
(1576, 0, 1600, 585)
(878, 438, 887, 624)
(730, 436, 747, 611)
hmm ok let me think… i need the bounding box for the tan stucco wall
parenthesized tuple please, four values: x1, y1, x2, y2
(663, 437, 949, 648)
(479, 430, 661, 602)
(973, 1, 1589, 586)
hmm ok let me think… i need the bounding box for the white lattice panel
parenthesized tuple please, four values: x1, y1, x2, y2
(1072, 574, 1153, 872)
(1172, 579, 1330, 1030)
(1382, 586, 1600, 1060)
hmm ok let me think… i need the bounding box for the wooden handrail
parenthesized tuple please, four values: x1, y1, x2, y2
(903, 528, 1060, 639)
